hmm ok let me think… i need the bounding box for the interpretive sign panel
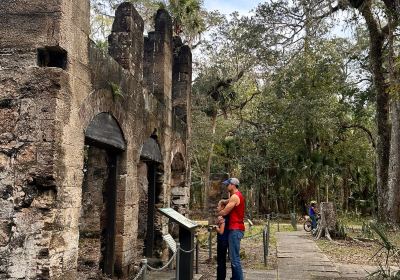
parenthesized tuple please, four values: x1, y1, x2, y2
(158, 208, 199, 230)
(163, 234, 177, 253)
(158, 207, 198, 280)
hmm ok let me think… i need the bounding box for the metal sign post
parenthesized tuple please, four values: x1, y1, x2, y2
(158, 208, 199, 280)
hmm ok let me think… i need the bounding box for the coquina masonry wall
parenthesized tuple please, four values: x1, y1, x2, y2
(0, 1, 192, 279)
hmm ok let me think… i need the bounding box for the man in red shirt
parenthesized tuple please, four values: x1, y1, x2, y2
(218, 178, 245, 280)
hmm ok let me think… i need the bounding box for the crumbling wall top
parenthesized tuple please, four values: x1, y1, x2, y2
(111, 2, 144, 33)
(155, 9, 173, 41)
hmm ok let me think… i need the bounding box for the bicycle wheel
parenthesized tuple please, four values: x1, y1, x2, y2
(303, 221, 312, 232)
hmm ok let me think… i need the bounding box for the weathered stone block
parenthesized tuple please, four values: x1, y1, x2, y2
(0, 220, 11, 246)
(0, 0, 62, 14)
(171, 186, 187, 196)
(0, 108, 17, 133)
(0, 14, 62, 48)
(57, 207, 80, 229)
(36, 142, 55, 167)
(0, 52, 37, 73)
(58, 187, 82, 209)
(71, 4, 90, 35)
(0, 2, 191, 279)
(15, 144, 37, 166)
(108, 3, 144, 78)
(172, 197, 189, 205)
(31, 188, 57, 210)
(111, 2, 144, 33)
(0, 199, 13, 219)
(155, 9, 172, 41)
(0, 153, 10, 171)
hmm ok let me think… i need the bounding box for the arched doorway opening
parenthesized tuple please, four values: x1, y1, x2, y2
(137, 136, 164, 258)
(77, 113, 126, 278)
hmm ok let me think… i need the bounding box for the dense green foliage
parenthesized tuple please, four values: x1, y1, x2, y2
(190, 2, 382, 216)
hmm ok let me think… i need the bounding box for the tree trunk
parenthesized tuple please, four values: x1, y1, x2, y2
(360, 4, 391, 221)
(343, 172, 349, 213)
(316, 202, 337, 240)
(388, 101, 400, 223)
(387, 17, 400, 224)
(255, 182, 260, 216)
(203, 112, 218, 211)
(261, 171, 270, 213)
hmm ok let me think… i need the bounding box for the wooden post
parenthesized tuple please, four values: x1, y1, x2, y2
(176, 242, 180, 280)
(141, 259, 147, 280)
(196, 235, 199, 274)
(208, 226, 212, 260)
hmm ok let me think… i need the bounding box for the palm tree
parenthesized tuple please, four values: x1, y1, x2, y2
(166, 0, 206, 46)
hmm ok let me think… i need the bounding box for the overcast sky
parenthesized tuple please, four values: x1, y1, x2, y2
(201, 0, 352, 38)
(203, 0, 264, 15)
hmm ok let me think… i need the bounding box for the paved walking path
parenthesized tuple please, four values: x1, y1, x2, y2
(226, 269, 278, 280)
(276, 230, 374, 279)
(276, 230, 342, 279)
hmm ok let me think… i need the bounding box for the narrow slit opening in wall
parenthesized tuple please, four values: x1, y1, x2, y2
(37, 46, 68, 69)
(169, 153, 186, 239)
(144, 161, 164, 258)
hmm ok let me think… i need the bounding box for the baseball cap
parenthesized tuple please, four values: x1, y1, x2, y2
(222, 178, 240, 186)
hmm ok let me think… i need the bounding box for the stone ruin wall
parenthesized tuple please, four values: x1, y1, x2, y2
(0, 1, 192, 279)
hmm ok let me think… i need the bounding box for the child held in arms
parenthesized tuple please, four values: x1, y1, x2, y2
(215, 203, 230, 280)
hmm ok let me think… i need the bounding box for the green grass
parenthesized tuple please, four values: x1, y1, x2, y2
(269, 223, 295, 246)
(336, 213, 375, 227)
(242, 222, 296, 244)
(244, 225, 264, 238)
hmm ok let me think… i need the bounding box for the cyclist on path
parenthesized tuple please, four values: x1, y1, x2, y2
(309, 201, 318, 230)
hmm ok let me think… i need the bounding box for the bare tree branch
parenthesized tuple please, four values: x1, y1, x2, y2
(342, 123, 376, 149)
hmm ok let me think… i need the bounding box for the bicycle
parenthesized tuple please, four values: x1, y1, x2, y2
(303, 214, 320, 234)
(303, 216, 312, 232)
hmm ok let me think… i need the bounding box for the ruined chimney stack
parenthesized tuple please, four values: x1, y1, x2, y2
(143, 9, 173, 103)
(172, 36, 192, 123)
(155, 9, 173, 41)
(108, 2, 144, 77)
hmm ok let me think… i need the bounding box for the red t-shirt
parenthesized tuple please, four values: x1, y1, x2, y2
(228, 191, 245, 231)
